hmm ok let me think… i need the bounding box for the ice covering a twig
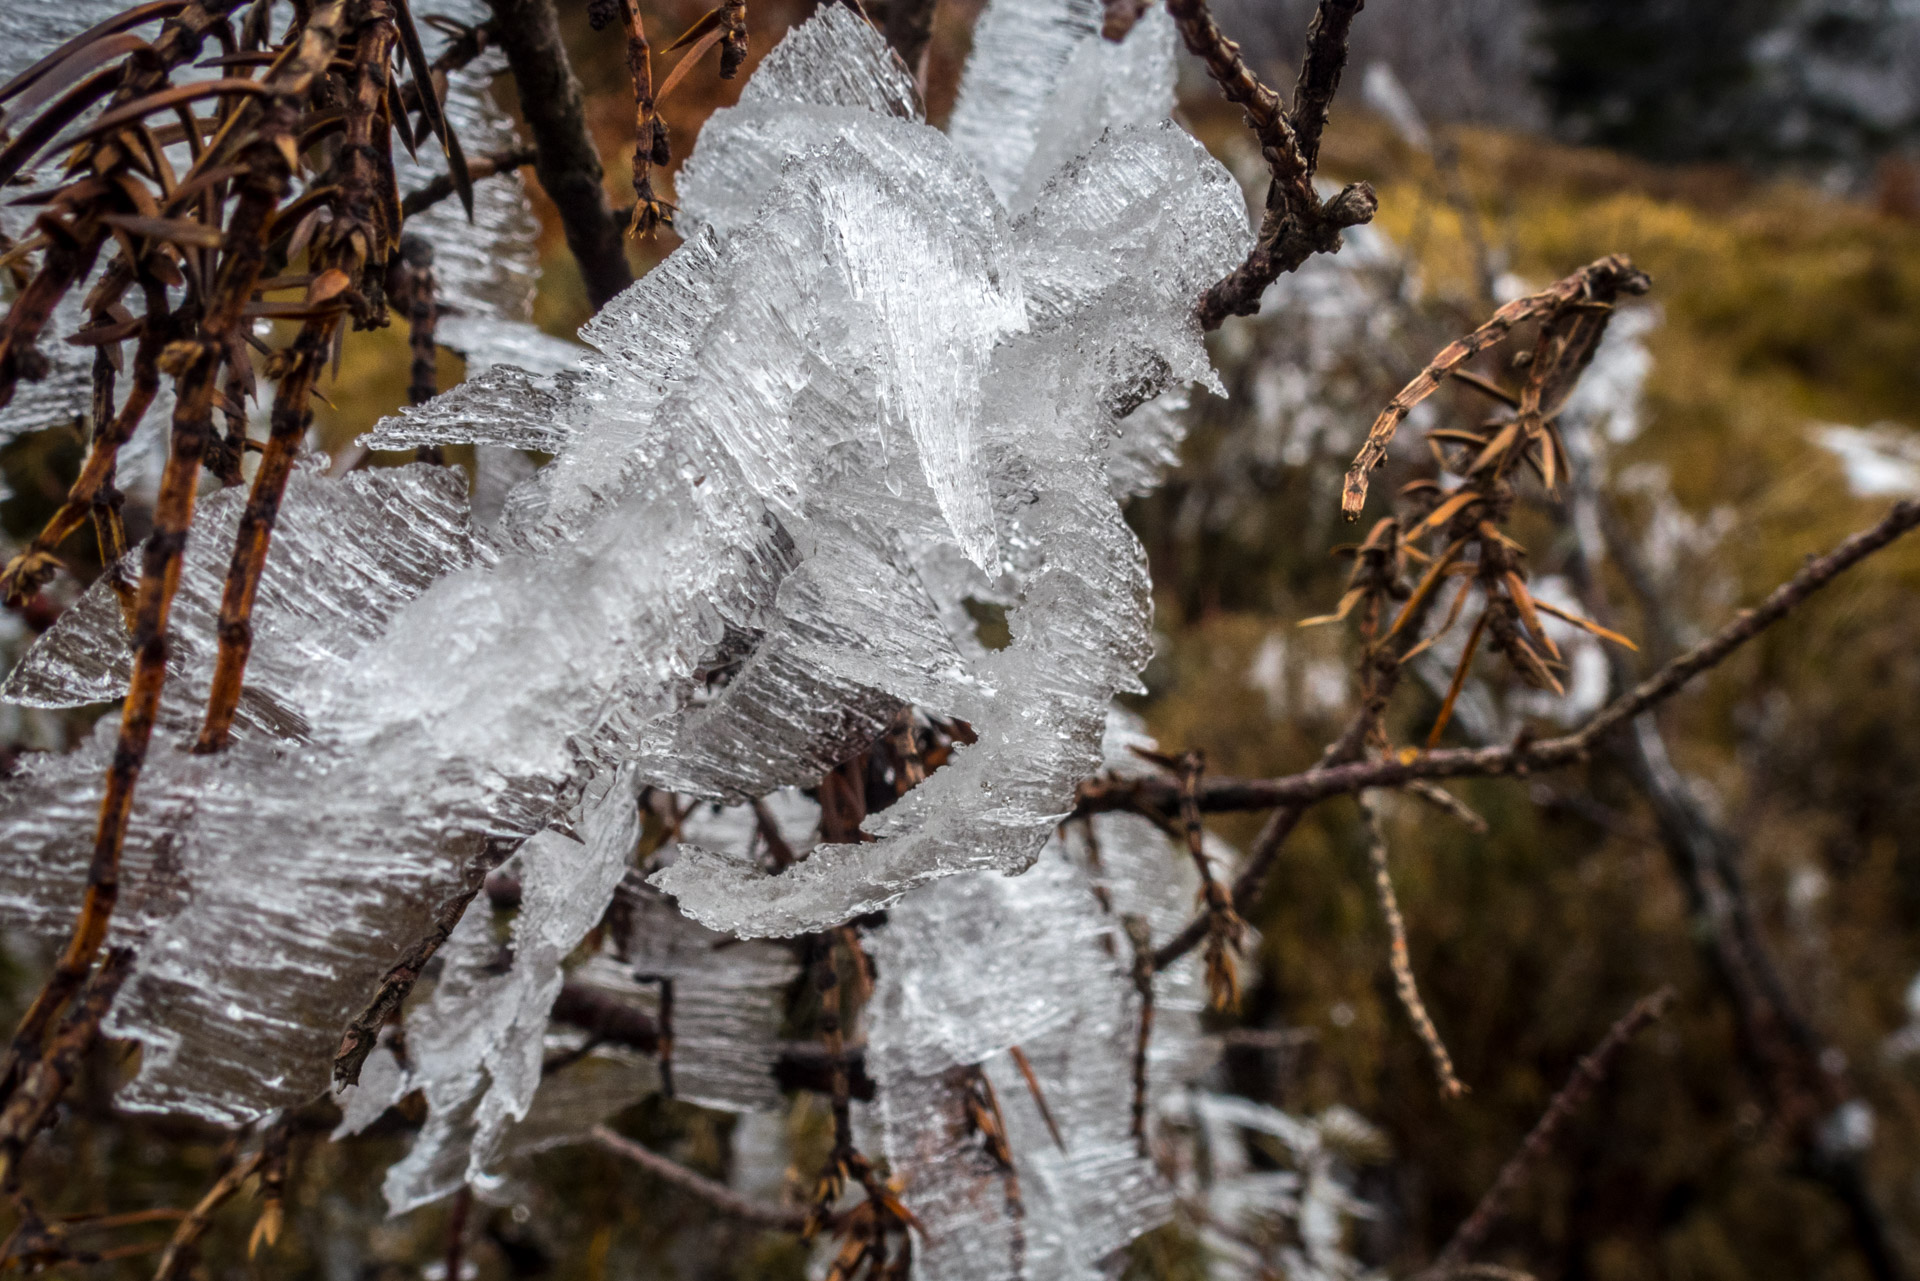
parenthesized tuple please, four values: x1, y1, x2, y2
(865, 713, 1223, 1277)
(1160, 1091, 1383, 1281)
(377, 765, 641, 1213)
(0, 0, 1244, 1194)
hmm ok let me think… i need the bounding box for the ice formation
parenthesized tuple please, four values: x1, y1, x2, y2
(866, 713, 1227, 1278)
(0, 0, 1271, 1263)
(1160, 1091, 1382, 1281)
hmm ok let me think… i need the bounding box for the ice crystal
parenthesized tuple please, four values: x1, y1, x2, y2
(1162, 1091, 1382, 1281)
(1, 9, 1250, 1260)
(865, 715, 1224, 1277)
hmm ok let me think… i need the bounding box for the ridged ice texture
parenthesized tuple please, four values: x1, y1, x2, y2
(653, 116, 1248, 935)
(865, 716, 1217, 1278)
(674, 5, 919, 242)
(383, 767, 642, 1214)
(0, 467, 492, 1122)
(571, 877, 799, 1113)
(4, 461, 481, 737)
(947, 0, 1118, 210)
(1163, 1093, 1380, 1281)
(0, 2, 1244, 1128)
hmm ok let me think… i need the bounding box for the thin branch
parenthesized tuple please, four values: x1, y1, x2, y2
(1129, 496, 1920, 967)
(1359, 793, 1464, 1098)
(400, 145, 535, 218)
(0, 950, 133, 1187)
(1124, 914, 1155, 1157)
(1165, 0, 1375, 329)
(196, 1, 400, 753)
(1422, 988, 1674, 1277)
(486, 0, 633, 308)
(591, 1124, 808, 1231)
(335, 840, 511, 1087)
(1007, 1045, 1065, 1152)
(151, 1147, 267, 1281)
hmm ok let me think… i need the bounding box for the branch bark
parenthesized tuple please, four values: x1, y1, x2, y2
(1126, 497, 1920, 968)
(591, 1125, 809, 1231)
(1165, 0, 1375, 329)
(485, 0, 633, 308)
(1419, 989, 1673, 1278)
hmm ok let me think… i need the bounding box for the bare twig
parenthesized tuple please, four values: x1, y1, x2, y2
(1358, 793, 1464, 1098)
(395, 234, 441, 426)
(335, 840, 511, 1087)
(1124, 914, 1155, 1156)
(400, 145, 536, 218)
(1423, 988, 1674, 1276)
(591, 1125, 809, 1231)
(1166, 0, 1375, 329)
(1127, 497, 1920, 967)
(1406, 779, 1488, 832)
(1006, 1045, 1065, 1152)
(486, 0, 632, 307)
(0, 950, 132, 1188)
(151, 1146, 267, 1281)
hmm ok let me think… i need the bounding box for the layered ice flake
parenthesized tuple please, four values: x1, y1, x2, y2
(0, 0, 1256, 1262)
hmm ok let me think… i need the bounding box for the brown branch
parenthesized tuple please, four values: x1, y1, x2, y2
(883, 0, 936, 75)
(1133, 496, 1920, 967)
(335, 840, 511, 1087)
(1124, 914, 1155, 1156)
(150, 1146, 267, 1281)
(487, 0, 633, 308)
(1165, 0, 1375, 329)
(611, 0, 668, 237)
(1, 276, 170, 605)
(1007, 1045, 1064, 1151)
(591, 1124, 808, 1231)
(399, 145, 536, 218)
(197, 1, 398, 754)
(442, 1184, 472, 1281)
(1341, 255, 1651, 517)
(0, 950, 132, 1188)
(1422, 988, 1674, 1277)
(394, 234, 440, 456)
(1359, 793, 1464, 1098)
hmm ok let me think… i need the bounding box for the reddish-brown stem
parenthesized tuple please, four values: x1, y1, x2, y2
(197, 1, 393, 753)
(0, 949, 132, 1188)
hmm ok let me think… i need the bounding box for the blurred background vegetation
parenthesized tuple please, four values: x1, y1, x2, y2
(8, 0, 1920, 1276)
